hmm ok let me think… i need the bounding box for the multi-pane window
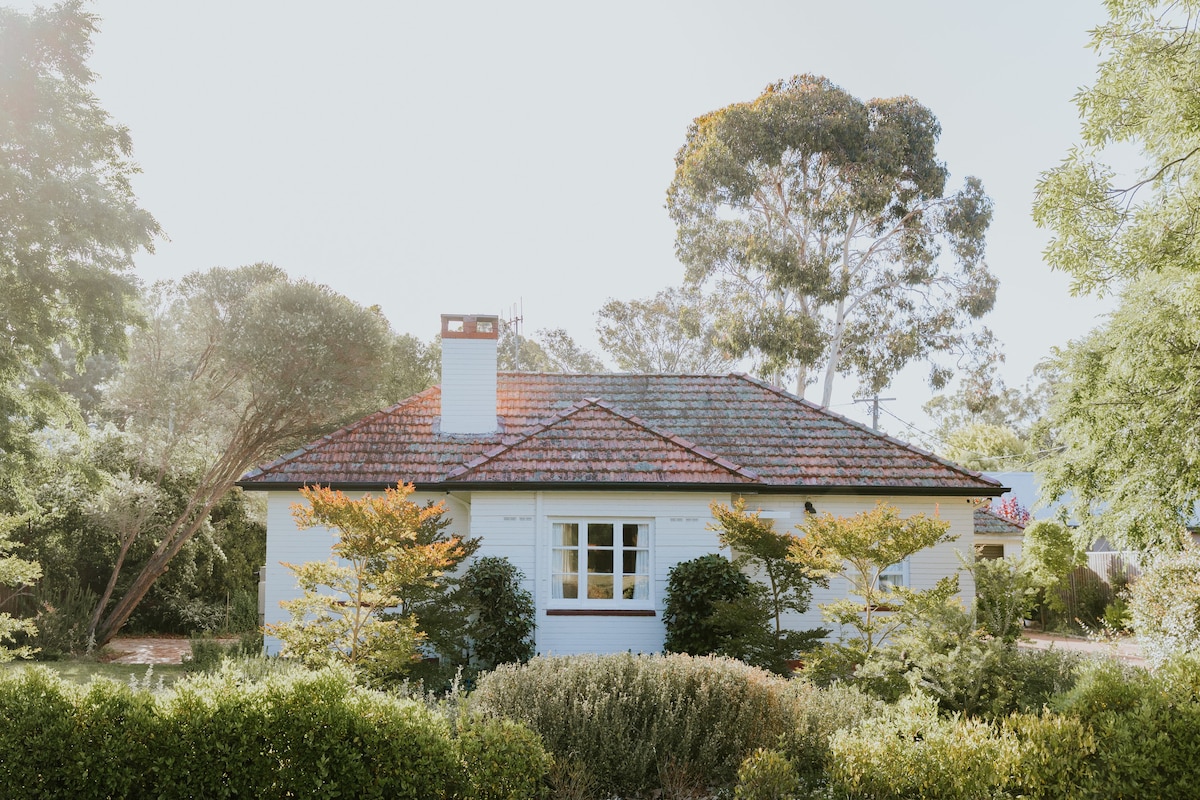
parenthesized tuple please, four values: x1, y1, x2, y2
(877, 559, 908, 590)
(552, 520, 650, 605)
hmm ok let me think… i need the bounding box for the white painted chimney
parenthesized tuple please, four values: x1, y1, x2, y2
(440, 313, 499, 434)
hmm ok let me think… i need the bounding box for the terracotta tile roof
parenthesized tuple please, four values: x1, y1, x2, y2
(974, 507, 1027, 536)
(446, 398, 760, 484)
(239, 373, 1004, 493)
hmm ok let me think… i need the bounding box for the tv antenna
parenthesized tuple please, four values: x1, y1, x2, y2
(502, 299, 524, 370)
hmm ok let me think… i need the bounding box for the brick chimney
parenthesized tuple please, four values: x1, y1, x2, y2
(440, 313, 499, 434)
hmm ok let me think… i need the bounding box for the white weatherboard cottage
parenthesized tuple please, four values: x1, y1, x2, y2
(240, 313, 1006, 656)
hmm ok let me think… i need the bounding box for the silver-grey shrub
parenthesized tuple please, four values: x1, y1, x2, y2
(469, 652, 795, 796)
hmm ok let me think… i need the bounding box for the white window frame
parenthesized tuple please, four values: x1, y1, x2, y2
(549, 517, 653, 609)
(877, 558, 909, 592)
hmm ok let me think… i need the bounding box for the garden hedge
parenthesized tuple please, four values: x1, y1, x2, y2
(0, 665, 546, 800)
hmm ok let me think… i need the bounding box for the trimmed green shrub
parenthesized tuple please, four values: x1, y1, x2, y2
(663, 553, 754, 656)
(470, 652, 793, 797)
(455, 714, 552, 800)
(462, 556, 536, 670)
(0, 663, 474, 799)
(734, 749, 800, 800)
(0, 667, 85, 797)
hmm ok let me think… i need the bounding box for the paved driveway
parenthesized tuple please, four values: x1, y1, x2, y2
(1019, 631, 1144, 664)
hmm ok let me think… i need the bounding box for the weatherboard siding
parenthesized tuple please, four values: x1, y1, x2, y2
(263, 488, 978, 657)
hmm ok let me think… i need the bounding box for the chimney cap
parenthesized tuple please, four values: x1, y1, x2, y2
(441, 313, 500, 340)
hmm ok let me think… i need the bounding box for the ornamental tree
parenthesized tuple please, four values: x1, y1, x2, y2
(792, 503, 956, 656)
(269, 483, 468, 684)
(709, 498, 827, 670)
(668, 74, 996, 405)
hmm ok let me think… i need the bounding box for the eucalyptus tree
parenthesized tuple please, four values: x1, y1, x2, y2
(0, 2, 159, 458)
(668, 74, 996, 406)
(596, 287, 735, 374)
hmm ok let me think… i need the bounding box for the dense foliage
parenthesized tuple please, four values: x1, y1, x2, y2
(471, 653, 802, 796)
(1034, 0, 1200, 551)
(0, 1, 159, 462)
(1128, 538, 1200, 667)
(0, 664, 550, 800)
(461, 556, 536, 671)
(668, 74, 995, 404)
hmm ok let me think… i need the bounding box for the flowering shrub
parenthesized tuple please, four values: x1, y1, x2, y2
(1128, 540, 1200, 667)
(990, 495, 1031, 526)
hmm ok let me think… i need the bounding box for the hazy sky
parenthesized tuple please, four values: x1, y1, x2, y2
(44, 1, 1115, 439)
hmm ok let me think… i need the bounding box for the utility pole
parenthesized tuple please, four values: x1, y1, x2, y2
(855, 395, 896, 432)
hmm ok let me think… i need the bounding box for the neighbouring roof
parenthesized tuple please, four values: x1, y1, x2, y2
(973, 506, 1027, 537)
(239, 373, 1005, 494)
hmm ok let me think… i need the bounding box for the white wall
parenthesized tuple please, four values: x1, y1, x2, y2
(262, 488, 979, 656)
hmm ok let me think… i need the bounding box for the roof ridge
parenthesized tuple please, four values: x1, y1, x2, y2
(240, 385, 441, 480)
(730, 372, 1002, 490)
(445, 396, 761, 483)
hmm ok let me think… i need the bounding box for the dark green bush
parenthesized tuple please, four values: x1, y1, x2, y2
(462, 556, 535, 670)
(663, 553, 754, 656)
(1003, 647, 1081, 714)
(470, 652, 794, 797)
(182, 634, 228, 673)
(28, 581, 97, 659)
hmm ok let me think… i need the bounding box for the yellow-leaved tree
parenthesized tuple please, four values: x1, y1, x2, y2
(268, 483, 468, 684)
(791, 503, 957, 658)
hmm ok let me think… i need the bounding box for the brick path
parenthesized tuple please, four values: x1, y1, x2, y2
(107, 636, 236, 665)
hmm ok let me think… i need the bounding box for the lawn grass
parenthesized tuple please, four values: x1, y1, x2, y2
(0, 659, 188, 688)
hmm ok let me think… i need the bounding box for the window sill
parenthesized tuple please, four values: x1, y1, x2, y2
(545, 609, 657, 617)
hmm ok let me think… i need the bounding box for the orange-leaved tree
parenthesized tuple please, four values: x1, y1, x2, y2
(268, 482, 468, 683)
